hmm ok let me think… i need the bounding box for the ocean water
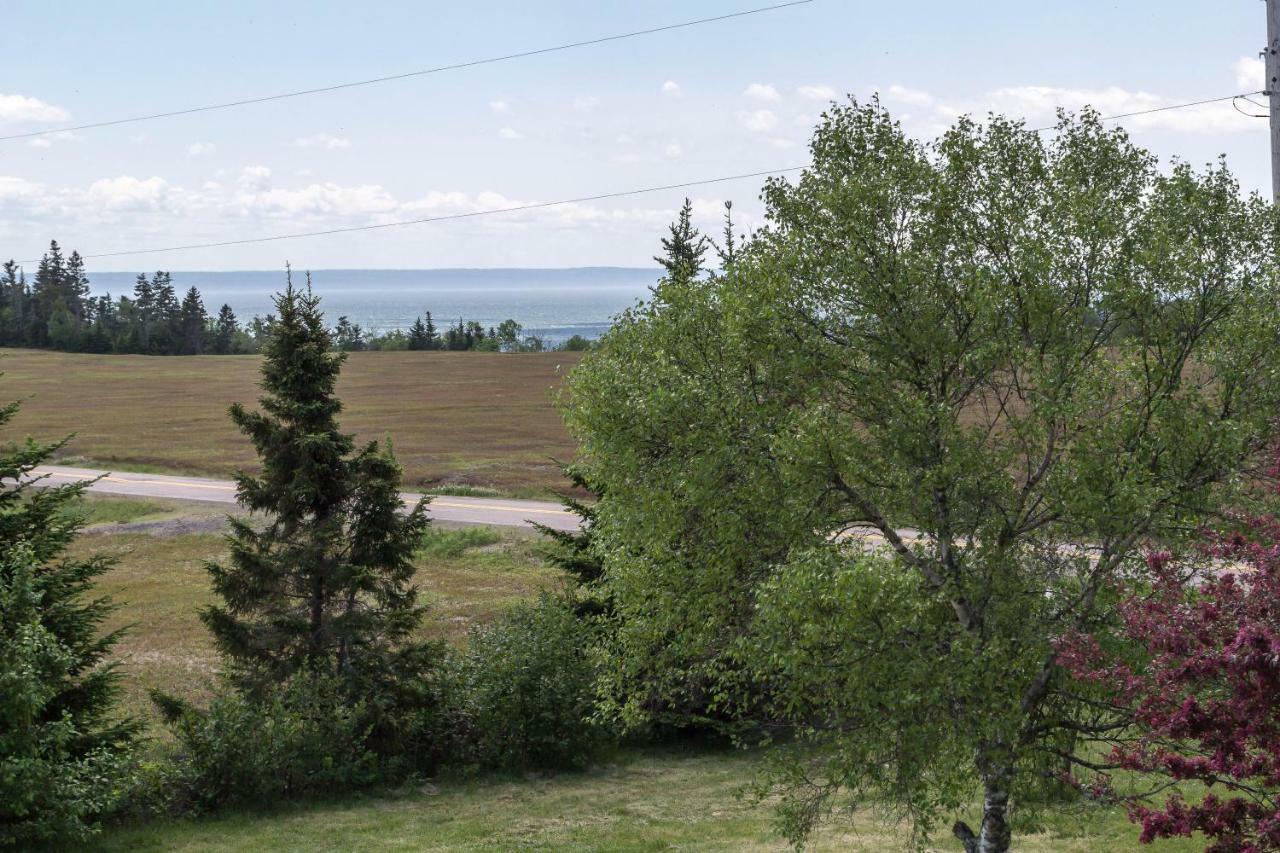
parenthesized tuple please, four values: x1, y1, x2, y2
(87, 268, 660, 345)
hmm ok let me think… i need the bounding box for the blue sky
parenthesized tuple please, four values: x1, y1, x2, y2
(0, 0, 1269, 271)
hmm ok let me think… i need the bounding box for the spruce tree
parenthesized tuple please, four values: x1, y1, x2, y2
(202, 273, 433, 696)
(407, 316, 429, 350)
(178, 286, 207, 354)
(654, 197, 708, 281)
(0, 393, 136, 844)
(423, 311, 438, 350)
(213, 304, 238, 354)
(531, 465, 607, 617)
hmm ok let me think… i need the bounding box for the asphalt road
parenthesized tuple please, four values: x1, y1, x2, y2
(31, 465, 580, 532)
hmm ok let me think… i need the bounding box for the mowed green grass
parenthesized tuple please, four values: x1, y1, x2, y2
(0, 348, 581, 496)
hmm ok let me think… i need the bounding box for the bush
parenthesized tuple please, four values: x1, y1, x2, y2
(453, 594, 606, 771)
(159, 672, 390, 814)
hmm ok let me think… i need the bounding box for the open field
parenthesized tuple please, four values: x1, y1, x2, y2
(0, 348, 582, 497)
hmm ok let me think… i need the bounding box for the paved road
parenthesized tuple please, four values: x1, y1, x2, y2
(31, 465, 580, 532)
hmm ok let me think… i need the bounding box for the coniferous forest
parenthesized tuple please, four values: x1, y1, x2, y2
(0, 242, 590, 355)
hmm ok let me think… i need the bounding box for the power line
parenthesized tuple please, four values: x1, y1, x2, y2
(17, 167, 805, 264)
(1030, 91, 1260, 132)
(0, 1, 816, 144)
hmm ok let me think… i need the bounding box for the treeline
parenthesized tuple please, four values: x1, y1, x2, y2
(0, 242, 593, 355)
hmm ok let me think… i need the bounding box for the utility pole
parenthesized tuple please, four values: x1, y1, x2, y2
(1268, 0, 1280, 202)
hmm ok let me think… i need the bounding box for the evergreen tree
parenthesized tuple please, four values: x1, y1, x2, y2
(131, 274, 155, 352)
(407, 316, 429, 350)
(710, 200, 740, 268)
(202, 273, 434, 697)
(0, 393, 136, 845)
(178, 286, 208, 354)
(65, 251, 90, 329)
(213, 304, 238, 354)
(423, 311, 438, 350)
(654, 198, 708, 281)
(332, 316, 365, 352)
(531, 466, 608, 617)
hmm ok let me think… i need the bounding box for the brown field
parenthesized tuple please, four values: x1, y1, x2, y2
(0, 348, 582, 497)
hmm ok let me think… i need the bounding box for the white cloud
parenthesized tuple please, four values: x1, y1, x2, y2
(0, 176, 44, 202)
(797, 84, 837, 101)
(84, 176, 175, 211)
(498, 127, 523, 140)
(615, 133, 632, 144)
(661, 80, 682, 97)
(489, 99, 510, 113)
(237, 165, 273, 192)
(572, 95, 599, 111)
(744, 83, 781, 101)
(294, 133, 351, 150)
(885, 85, 937, 108)
(737, 109, 779, 132)
(663, 142, 682, 158)
(1236, 56, 1265, 91)
(187, 142, 216, 156)
(0, 93, 70, 123)
(883, 75, 1262, 135)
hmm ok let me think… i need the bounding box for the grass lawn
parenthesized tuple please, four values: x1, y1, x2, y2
(0, 348, 581, 497)
(70, 496, 1204, 851)
(88, 749, 1200, 852)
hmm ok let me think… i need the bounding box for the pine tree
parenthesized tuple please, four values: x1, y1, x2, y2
(65, 251, 90, 330)
(423, 311, 438, 350)
(202, 272, 433, 696)
(531, 465, 608, 617)
(407, 316, 429, 350)
(213, 304, 238, 354)
(178, 286, 207, 354)
(131, 274, 155, 352)
(0, 393, 136, 844)
(654, 198, 708, 281)
(710, 200, 740, 268)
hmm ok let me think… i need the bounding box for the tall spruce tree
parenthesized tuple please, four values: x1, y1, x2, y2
(212, 304, 238, 354)
(423, 311, 438, 350)
(654, 197, 708, 281)
(178, 286, 207, 354)
(202, 273, 433, 695)
(407, 316, 429, 350)
(0, 391, 136, 845)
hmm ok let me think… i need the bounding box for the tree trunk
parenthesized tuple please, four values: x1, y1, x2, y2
(952, 783, 1011, 853)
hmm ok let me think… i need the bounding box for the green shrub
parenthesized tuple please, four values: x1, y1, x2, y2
(417, 525, 503, 558)
(453, 594, 606, 771)
(160, 672, 389, 814)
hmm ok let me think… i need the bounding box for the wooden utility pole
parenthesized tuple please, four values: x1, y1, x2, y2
(1268, 0, 1280, 202)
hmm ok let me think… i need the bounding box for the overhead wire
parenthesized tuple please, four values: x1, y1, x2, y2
(0, 1, 815, 143)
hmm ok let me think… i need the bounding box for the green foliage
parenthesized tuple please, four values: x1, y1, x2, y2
(202, 272, 441, 761)
(566, 100, 1280, 849)
(452, 594, 607, 771)
(0, 389, 136, 847)
(0, 545, 130, 848)
(157, 671, 387, 815)
(416, 525, 503, 558)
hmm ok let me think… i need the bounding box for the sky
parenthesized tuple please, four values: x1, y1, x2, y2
(0, 0, 1271, 271)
